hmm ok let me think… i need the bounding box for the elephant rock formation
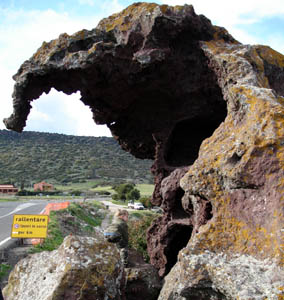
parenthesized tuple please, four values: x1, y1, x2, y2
(4, 3, 284, 299)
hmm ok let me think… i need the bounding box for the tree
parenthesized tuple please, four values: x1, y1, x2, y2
(126, 188, 140, 201)
(114, 183, 134, 195)
(112, 183, 137, 202)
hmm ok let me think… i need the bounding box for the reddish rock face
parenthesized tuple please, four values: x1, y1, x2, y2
(4, 3, 284, 297)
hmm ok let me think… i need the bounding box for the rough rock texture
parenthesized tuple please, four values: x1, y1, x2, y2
(4, 2, 284, 299)
(125, 249, 162, 300)
(3, 234, 125, 300)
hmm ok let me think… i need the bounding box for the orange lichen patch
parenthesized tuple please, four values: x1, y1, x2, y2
(97, 2, 186, 33)
(244, 47, 270, 88)
(278, 287, 284, 300)
(230, 86, 284, 127)
(182, 83, 284, 267)
(32, 33, 70, 63)
(98, 2, 161, 32)
(212, 26, 239, 45)
(70, 29, 89, 41)
(255, 45, 284, 69)
(195, 195, 283, 265)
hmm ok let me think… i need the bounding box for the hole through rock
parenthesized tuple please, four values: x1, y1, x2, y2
(164, 113, 226, 167)
(164, 224, 193, 275)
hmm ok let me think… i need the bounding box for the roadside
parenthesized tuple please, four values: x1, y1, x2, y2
(0, 200, 108, 288)
(0, 198, 159, 289)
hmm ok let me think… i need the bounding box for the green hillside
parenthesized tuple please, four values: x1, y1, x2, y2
(0, 130, 153, 187)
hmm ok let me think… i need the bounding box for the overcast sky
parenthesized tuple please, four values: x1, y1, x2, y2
(1, 0, 283, 137)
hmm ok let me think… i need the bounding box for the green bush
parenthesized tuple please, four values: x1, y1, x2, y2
(71, 190, 82, 196)
(0, 264, 11, 280)
(126, 188, 140, 201)
(112, 183, 141, 202)
(139, 196, 152, 208)
(128, 214, 157, 262)
(97, 190, 111, 195)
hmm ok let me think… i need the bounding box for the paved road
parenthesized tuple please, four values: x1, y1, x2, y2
(101, 200, 128, 212)
(0, 197, 112, 249)
(0, 200, 49, 248)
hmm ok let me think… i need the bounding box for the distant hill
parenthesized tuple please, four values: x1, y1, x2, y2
(0, 130, 153, 187)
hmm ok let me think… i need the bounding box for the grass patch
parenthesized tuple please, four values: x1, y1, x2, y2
(0, 264, 11, 280)
(19, 195, 82, 201)
(0, 198, 20, 202)
(129, 210, 157, 220)
(91, 185, 115, 195)
(111, 199, 128, 206)
(67, 203, 102, 227)
(136, 184, 154, 196)
(30, 211, 63, 253)
(90, 200, 105, 209)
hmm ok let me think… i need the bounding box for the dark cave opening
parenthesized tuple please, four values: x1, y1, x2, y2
(164, 114, 226, 167)
(171, 187, 189, 219)
(164, 224, 193, 275)
(205, 200, 213, 221)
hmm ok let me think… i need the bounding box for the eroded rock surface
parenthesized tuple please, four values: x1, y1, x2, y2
(3, 234, 124, 300)
(125, 249, 162, 300)
(4, 2, 284, 299)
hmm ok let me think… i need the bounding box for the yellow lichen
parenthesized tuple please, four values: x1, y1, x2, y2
(182, 81, 284, 268)
(256, 46, 284, 68)
(97, 2, 187, 33)
(98, 2, 160, 32)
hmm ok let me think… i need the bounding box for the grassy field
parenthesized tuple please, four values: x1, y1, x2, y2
(91, 183, 154, 197)
(0, 183, 154, 202)
(90, 185, 116, 195)
(136, 184, 155, 196)
(0, 197, 20, 202)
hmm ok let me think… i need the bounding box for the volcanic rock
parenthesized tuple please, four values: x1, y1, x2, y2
(125, 249, 162, 300)
(3, 234, 124, 300)
(4, 2, 284, 299)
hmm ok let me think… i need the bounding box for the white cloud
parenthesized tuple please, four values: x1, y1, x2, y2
(0, 6, 112, 136)
(26, 89, 112, 136)
(28, 109, 53, 123)
(160, 0, 284, 53)
(161, 0, 284, 25)
(100, 0, 124, 17)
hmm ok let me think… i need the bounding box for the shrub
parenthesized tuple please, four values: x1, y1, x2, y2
(128, 214, 157, 262)
(71, 190, 82, 196)
(139, 196, 152, 208)
(126, 188, 140, 201)
(0, 264, 11, 280)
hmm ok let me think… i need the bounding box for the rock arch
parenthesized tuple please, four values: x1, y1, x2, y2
(4, 3, 284, 297)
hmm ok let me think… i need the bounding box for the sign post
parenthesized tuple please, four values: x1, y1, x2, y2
(11, 214, 49, 239)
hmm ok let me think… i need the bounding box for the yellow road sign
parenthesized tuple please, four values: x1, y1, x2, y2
(11, 214, 49, 238)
